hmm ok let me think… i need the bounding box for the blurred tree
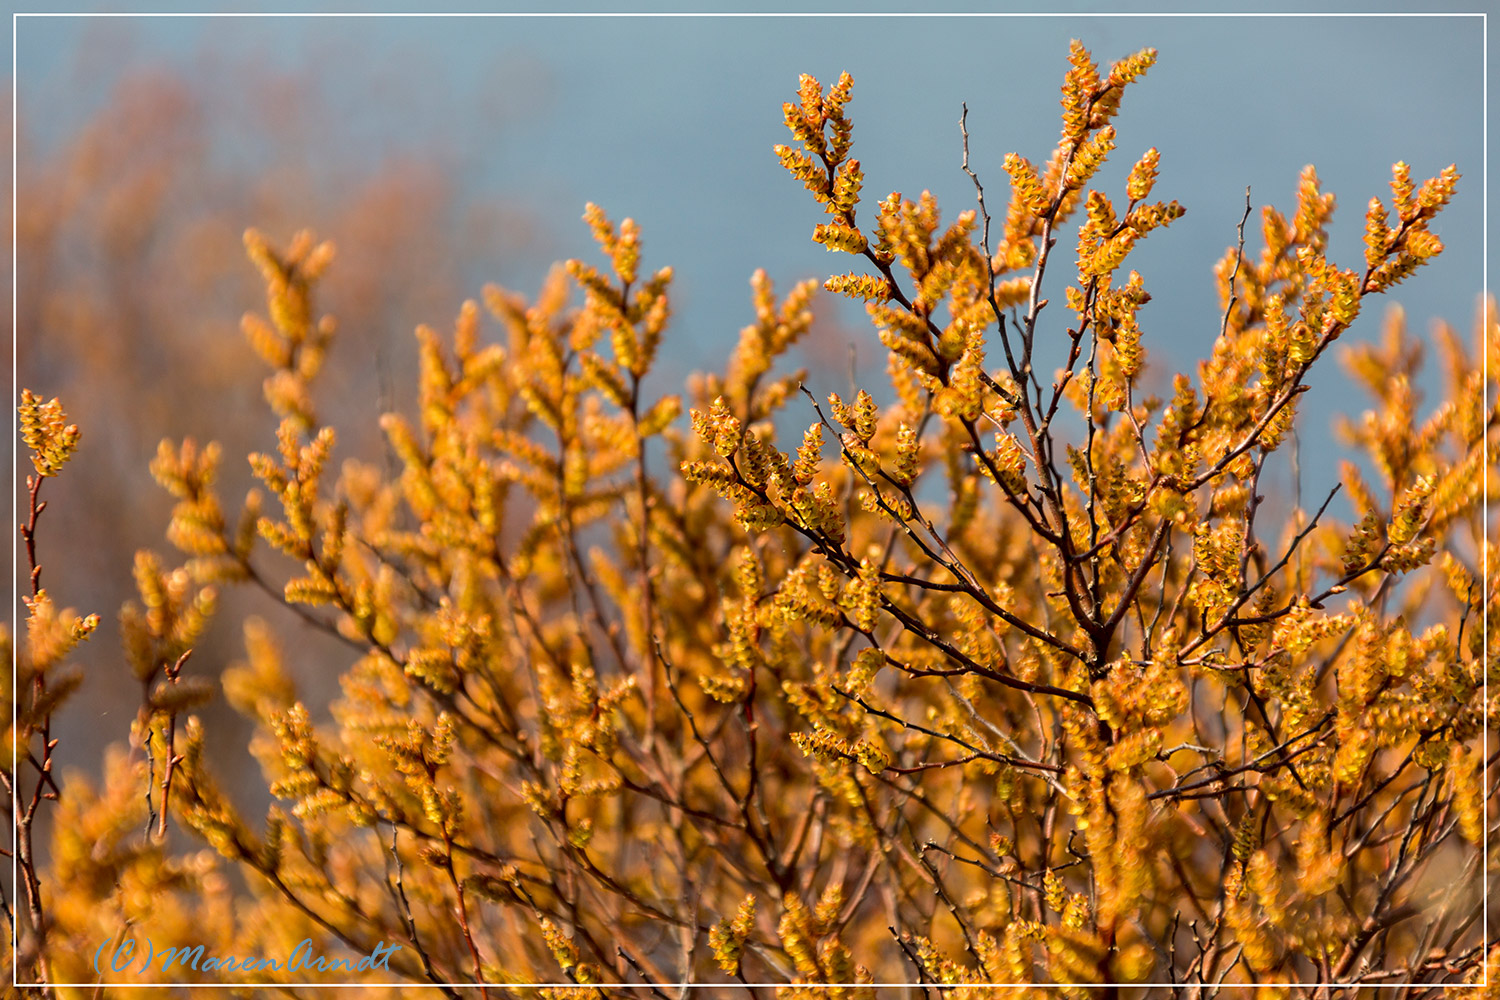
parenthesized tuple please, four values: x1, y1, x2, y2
(15, 59, 541, 777)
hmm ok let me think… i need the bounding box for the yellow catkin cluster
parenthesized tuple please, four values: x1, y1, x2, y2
(8, 40, 1492, 996)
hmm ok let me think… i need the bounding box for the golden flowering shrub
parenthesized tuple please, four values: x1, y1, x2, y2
(9, 42, 1497, 997)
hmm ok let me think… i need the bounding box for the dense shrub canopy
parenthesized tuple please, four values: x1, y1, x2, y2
(8, 41, 1496, 997)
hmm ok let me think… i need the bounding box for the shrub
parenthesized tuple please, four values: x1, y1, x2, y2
(10, 41, 1496, 996)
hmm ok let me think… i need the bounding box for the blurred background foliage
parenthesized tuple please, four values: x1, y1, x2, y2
(17, 38, 547, 784)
